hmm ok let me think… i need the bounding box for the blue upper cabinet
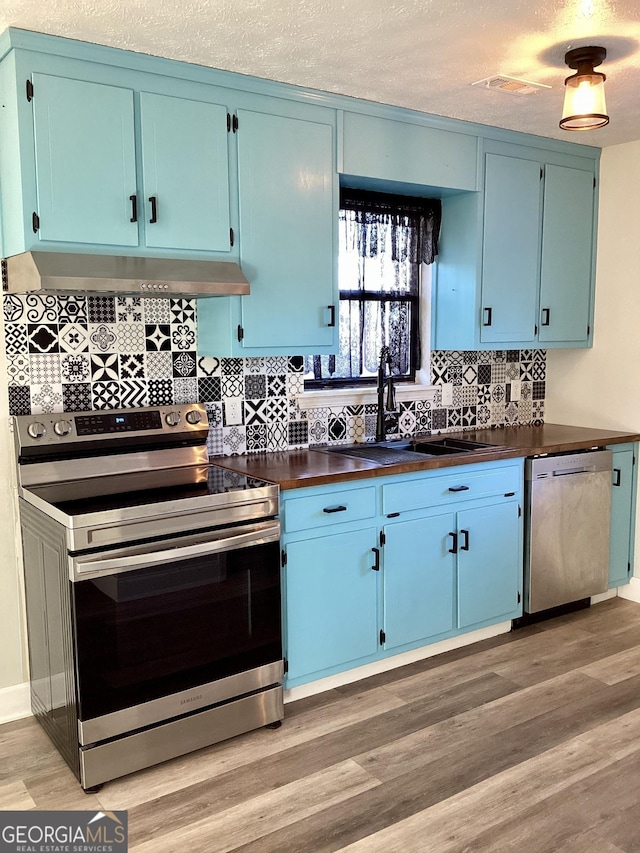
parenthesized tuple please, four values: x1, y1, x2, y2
(0, 28, 601, 354)
(0, 50, 235, 259)
(30, 77, 233, 255)
(32, 74, 138, 247)
(434, 140, 598, 350)
(480, 153, 542, 345)
(538, 164, 595, 343)
(235, 103, 336, 352)
(139, 92, 231, 252)
(198, 98, 338, 356)
(340, 111, 478, 193)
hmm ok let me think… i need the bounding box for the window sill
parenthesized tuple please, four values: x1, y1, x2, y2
(296, 381, 440, 410)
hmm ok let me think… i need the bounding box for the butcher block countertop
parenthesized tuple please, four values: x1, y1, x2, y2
(212, 423, 640, 491)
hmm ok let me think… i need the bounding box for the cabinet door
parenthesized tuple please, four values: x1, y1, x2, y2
(609, 448, 634, 587)
(457, 500, 521, 629)
(32, 73, 138, 246)
(383, 513, 455, 649)
(139, 92, 231, 252)
(539, 164, 595, 344)
(284, 528, 378, 681)
(236, 106, 336, 351)
(481, 153, 541, 344)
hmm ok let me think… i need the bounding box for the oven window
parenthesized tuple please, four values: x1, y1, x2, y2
(72, 541, 281, 720)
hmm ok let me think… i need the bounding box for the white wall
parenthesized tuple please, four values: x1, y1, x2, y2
(546, 139, 640, 576)
(0, 308, 27, 692)
(546, 141, 640, 429)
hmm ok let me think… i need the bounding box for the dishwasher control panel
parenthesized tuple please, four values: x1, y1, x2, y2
(526, 450, 613, 480)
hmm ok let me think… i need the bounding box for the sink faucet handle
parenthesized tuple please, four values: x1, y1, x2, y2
(385, 376, 397, 412)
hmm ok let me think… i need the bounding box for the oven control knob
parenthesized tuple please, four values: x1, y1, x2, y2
(27, 422, 46, 439)
(53, 419, 72, 437)
(165, 411, 181, 427)
(185, 409, 202, 425)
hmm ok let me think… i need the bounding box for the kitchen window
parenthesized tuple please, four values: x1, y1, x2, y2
(304, 188, 441, 389)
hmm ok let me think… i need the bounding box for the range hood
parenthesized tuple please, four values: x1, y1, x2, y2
(2, 252, 250, 298)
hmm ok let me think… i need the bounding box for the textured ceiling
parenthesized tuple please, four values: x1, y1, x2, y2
(2, 0, 640, 147)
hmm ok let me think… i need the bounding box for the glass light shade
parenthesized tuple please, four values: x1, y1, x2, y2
(560, 72, 609, 130)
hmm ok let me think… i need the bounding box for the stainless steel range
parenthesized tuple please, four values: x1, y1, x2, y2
(14, 404, 282, 791)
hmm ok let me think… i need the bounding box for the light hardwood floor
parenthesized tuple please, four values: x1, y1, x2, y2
(3, 597, 640, 851)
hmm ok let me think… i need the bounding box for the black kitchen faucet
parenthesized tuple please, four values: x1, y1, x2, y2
(375, 346, 398, 442)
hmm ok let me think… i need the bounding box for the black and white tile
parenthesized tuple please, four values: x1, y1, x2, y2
(145, 324, 171, 352)
(3, 291, 547, 456)
(24, 294, 58, 324)
(61, 354, 91, 384)
(59, 324, 89, 354)
(115, 296, 142, 323)
(87, 296, 116, 324)
(91, 353, 119, 382)
(31, 383, 63, 414)
(57, 295, 88, 325)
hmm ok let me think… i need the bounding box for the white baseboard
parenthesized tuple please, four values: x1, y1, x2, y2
(617, 576, 640, 604)
(284, 621, 512, 703)
(0, 681, 31, 725)
(591, 588, 619, 605)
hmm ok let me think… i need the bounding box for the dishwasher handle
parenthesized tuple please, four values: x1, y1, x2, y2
(527, 450, 613, 482)
(552, 465, 598, 477)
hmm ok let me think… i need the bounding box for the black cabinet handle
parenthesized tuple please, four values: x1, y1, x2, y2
(327, 305, 336, 327)
(483, 307, 492, 327)
(460, 529, 470, 551)
(448, 485, 470, 493)
(129, 194, 138, 223)
(613, 468, 621, 487)
(448, 532, 458, 554)
(371, 547, 380, 571)
(149, 195, 158, 224)
(541, 308, 551, 326)
(323, 505, 347, 514)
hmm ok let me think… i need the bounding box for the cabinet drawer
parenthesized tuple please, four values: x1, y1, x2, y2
(382, 465, 520, 514)
(283, 486, 377, 533)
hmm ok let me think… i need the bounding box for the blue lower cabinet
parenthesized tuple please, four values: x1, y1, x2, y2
(283, 527, 379, 684)
(608, 444, 637, 588)
(457, 500, 521, 629)
(382, 513, 456, 649)
(281, 460, 524, 688)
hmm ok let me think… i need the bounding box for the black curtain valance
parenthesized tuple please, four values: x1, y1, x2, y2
(339, 187, 442, 264)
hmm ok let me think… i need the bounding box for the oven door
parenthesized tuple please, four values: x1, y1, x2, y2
(71, 519, 282, 744)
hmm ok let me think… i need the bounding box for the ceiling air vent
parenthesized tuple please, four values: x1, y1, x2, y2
(472, 75, 551, 95)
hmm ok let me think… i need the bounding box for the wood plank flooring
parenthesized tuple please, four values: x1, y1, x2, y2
(3, 597, 640, 851)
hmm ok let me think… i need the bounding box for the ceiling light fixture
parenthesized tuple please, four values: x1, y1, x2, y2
(560, 46, 609, 131)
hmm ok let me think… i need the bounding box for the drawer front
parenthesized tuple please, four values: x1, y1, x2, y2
(382, 465, 520, 514)
(283, 486, 377, 533)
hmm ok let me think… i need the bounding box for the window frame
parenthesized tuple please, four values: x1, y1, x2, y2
(304, 188, 439, 391)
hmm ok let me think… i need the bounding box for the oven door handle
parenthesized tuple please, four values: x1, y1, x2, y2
(69, 521, 280, 581)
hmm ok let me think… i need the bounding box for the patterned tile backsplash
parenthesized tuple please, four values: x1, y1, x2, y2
(3, 293, 545, 456)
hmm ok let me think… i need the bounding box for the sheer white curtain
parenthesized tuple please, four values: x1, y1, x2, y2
(305, 190, 440, 385)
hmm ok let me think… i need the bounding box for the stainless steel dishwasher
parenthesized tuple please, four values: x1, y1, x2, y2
(525, 449, 613, 614)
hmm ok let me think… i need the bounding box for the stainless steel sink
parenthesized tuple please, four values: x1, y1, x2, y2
(317, 437, 494, 465)
(416, 437, 494, 454)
